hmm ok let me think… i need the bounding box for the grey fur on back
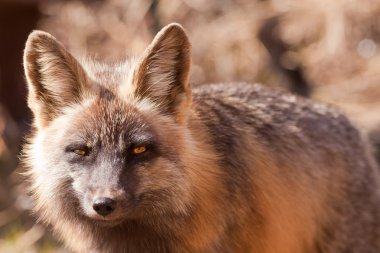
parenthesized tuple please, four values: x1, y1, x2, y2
(193, 82, 380, 252)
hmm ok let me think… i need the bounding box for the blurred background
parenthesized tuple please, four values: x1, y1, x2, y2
(1, 0, 380, 252)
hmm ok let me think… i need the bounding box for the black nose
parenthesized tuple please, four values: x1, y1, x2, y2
(92, 197, 116, 216)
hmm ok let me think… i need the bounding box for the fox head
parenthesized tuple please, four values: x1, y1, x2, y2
(22, 24, 213, 227)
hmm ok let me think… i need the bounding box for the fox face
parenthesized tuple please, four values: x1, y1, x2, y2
(42, 100, 191, 224)
(23, 24, 198, 226)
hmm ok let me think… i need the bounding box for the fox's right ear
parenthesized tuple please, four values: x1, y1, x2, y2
(24, 31, 88, 129)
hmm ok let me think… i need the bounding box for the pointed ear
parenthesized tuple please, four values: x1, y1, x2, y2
(24, 31, 88, 129)
(129, 23, 192, 123)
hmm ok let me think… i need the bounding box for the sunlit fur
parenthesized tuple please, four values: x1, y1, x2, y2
(23, 23, 380, 253)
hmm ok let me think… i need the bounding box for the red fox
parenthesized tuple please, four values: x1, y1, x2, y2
(23, 23, 380, 253)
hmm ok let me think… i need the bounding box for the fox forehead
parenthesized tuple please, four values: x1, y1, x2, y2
(57, 95, 156, 149)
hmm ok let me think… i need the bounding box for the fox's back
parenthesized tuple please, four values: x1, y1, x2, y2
(192, 82, 380, 253)
(193, 82, 370, 167)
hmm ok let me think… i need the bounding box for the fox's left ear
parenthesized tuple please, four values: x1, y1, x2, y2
(128, 23, 192, 123)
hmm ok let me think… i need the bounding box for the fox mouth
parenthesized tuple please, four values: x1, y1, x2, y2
(92, 217, 125, 227)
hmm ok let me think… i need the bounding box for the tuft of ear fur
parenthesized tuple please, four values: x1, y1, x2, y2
(129, 23, 192, 123)
(24, 31, 88, 129)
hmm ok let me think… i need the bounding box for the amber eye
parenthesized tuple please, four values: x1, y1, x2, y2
(73, 148, 90, 156)
(131, 146, 146, 154)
